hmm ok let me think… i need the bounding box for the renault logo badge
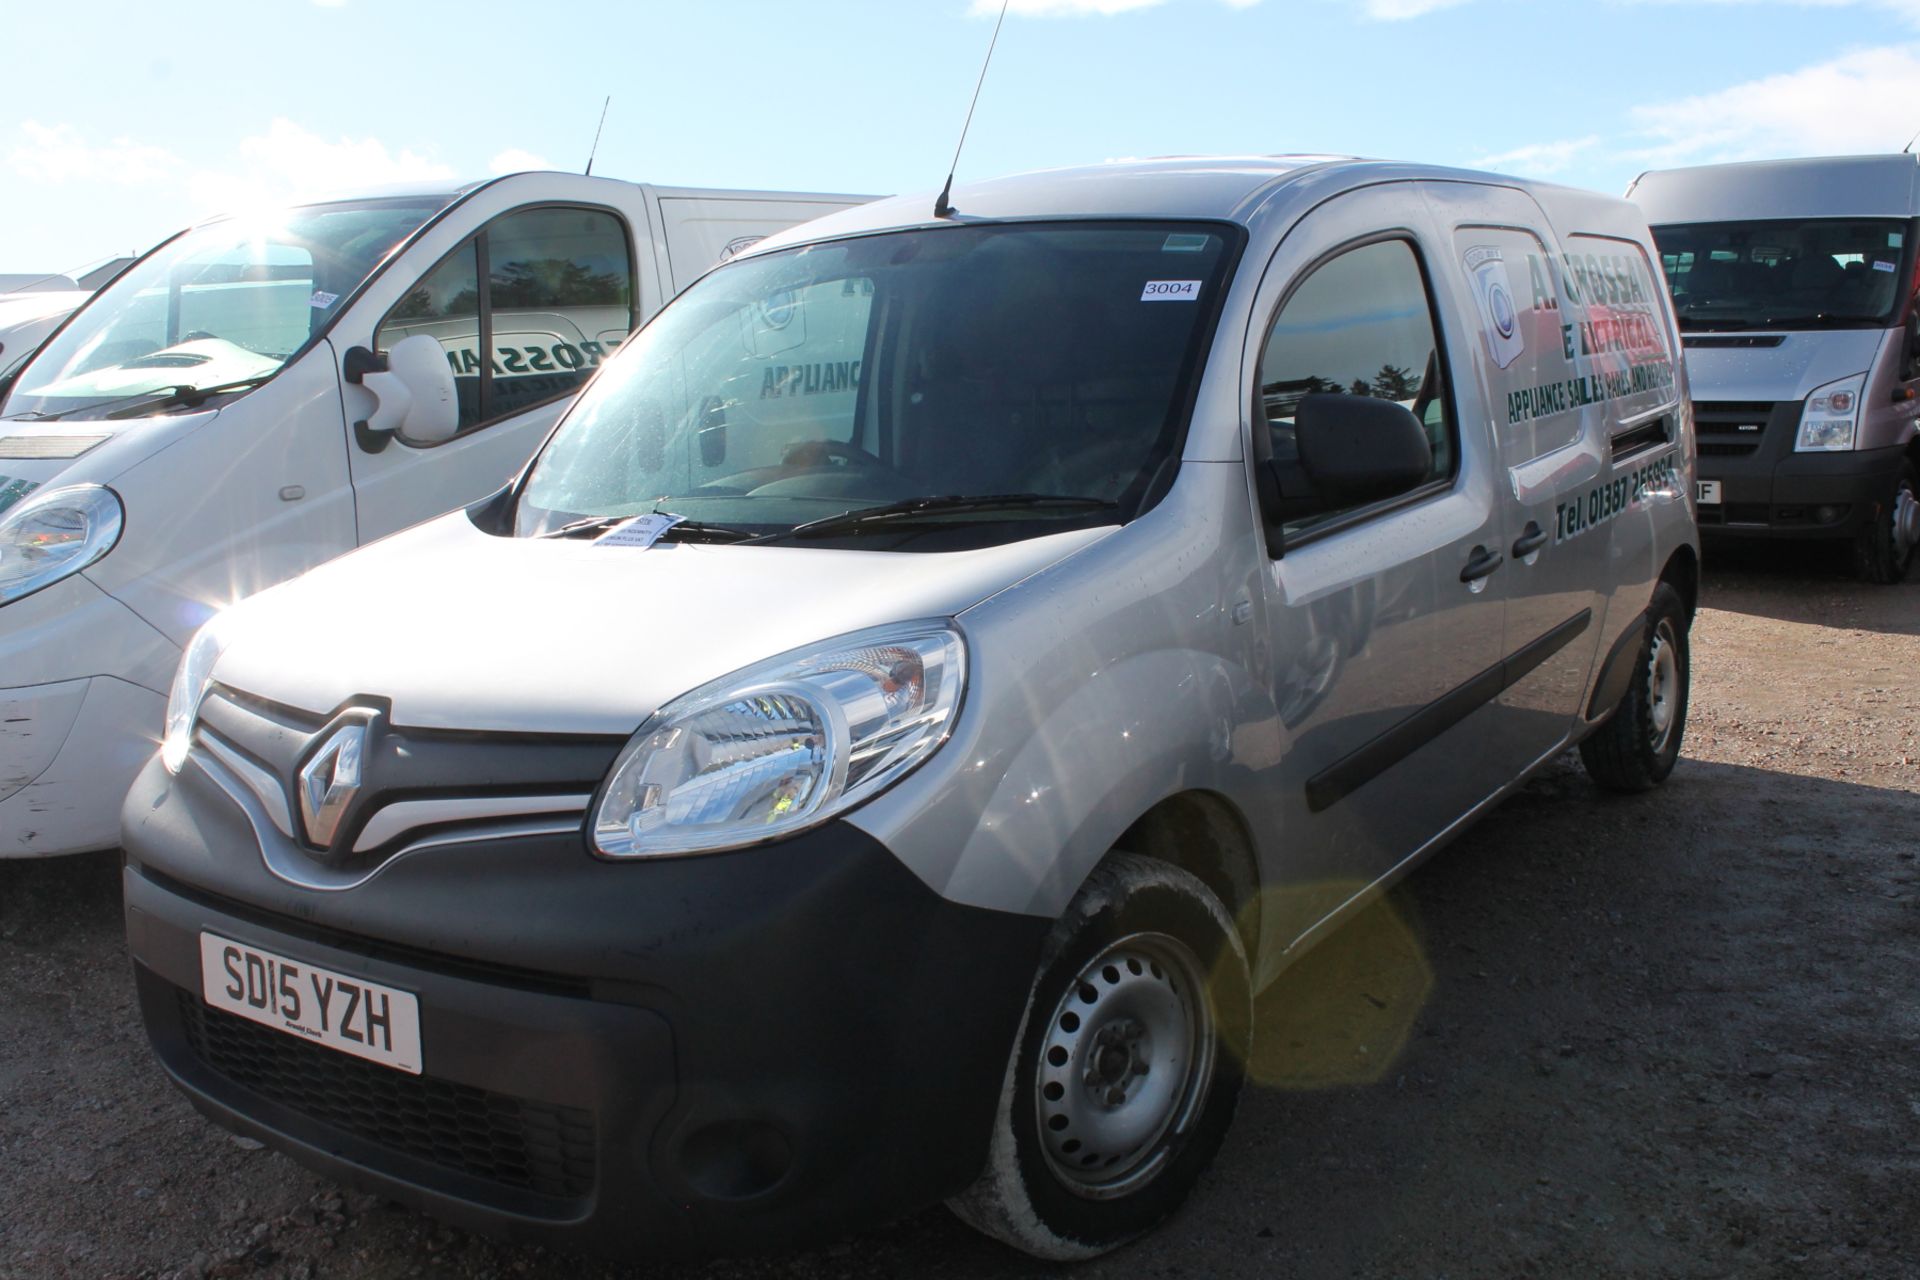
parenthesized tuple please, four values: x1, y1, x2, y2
(298, 712, 375, 849)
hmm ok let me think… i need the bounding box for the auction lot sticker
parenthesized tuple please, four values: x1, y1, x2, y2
(199, 933, 422, 1074)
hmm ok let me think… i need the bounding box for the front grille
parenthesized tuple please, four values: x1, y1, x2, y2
(177, 990, 596, 1200)
(1692, 400, 1779, 459)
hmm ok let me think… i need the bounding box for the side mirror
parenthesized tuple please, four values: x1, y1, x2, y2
(347, 334, 459, 452)
(1293, 393, 1433, 508)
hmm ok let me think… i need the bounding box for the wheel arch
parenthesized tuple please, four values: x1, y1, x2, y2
(1659, 542, 1699, 623)
(1112, 790, 1262, 959)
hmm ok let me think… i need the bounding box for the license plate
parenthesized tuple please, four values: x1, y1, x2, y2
(1696, 480, 1723, 504)
(199, 933, 422, 1074)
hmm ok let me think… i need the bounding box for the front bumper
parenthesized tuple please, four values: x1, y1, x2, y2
(1693, 399, 1907, 539)
(121, 754, 1048, 1258)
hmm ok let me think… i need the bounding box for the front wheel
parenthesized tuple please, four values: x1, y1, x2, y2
(947, 853, 1251, 1260)
(1579, 581, 1690, 793)
(1853, 460, 1919, 585)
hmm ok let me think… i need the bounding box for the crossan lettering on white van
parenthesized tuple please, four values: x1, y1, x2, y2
(0, 476, 39, 515)
(759, 361, 862, 399)
(446, 339, 622, 379)
(1555, 448, 1679, 545)
(1526, 251, 1656, 312)
(1506, 358, 1675, 427)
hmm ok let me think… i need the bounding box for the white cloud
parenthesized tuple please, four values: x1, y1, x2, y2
(1359, 0, 1471, 17)
(1627, 46, 1920, 166)
(488, 148, 552, 175)
(1471, 136, 1603, 176)
(9, 121, 177, 186)
(185, 118, 456, 213)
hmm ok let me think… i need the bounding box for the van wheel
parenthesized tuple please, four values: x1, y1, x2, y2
(947, 853, 1250, 1260)
(1579, 582, 1690, 793)
(1853, 461, 1918, 585)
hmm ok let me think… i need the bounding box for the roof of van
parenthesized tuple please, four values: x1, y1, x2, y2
(1626, 154, 1920, 224)
(747, 154, 1636, 252)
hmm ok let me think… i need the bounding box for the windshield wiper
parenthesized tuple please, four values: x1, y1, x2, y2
(775, 493, 1120, 541)
(102, 375, 276, 419)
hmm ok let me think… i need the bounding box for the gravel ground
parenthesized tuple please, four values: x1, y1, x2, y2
(3, 542, 1916, 1280)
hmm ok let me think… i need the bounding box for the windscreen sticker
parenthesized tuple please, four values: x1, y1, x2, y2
(1891, 232, 1906, 248)
(1554, 448, 1678, 545)
(1162, 234, 1212, 253)
(308, 290, 339, 309)
(1874, 260, 1897, 273)
(594, 513, 684, 549)
(1464, 246, 1525, 369)
(0, 476, 39, 516)
(1141, 280, 1201, 302)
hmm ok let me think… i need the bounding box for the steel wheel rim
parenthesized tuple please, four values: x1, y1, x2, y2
(1034, 931, 1216, 1200)
(1892, 480, 1919, 560)
(1647, 620, 1680, 753)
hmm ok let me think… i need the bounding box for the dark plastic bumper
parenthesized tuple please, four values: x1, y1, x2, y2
(1698, 432, 1906, 540)
(121, 755, 1048, 1259)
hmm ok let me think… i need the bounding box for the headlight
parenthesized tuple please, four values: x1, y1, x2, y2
(0, 483, 124, 606)
(592, 621, 966, 858)
(1795, 373, 1865, 452)
(161, 617, 228, 774)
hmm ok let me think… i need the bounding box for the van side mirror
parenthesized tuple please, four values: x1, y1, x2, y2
(1293, 393, 1433, 508)
(346, 334, 459, 453)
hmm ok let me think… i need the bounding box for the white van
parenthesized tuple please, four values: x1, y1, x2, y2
(124, 156, 1699, 1260)
(0, 289, 93, 379)
(0, 174, 869, 856)
(1628, 154, 1920, 581)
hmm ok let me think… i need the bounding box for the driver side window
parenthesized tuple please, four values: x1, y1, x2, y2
(1256, 239, 1454, 535)
(376, 205, 634, 438)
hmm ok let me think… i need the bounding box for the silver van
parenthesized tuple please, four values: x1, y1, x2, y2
(121, 157, 1699, 1261)
(1629, 154, 1920, 581)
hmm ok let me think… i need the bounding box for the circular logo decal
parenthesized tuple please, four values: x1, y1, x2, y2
(1490, 282, 1516, 339)
(760, 288, 799, 330)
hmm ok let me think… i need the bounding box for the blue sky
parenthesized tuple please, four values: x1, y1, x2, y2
(7, 0, 1919, 272)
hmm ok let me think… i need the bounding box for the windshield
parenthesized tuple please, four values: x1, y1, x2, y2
(2, 196, 451, 420)
(517, 221, 1237, 545)
(1651, 218, 1913, 331)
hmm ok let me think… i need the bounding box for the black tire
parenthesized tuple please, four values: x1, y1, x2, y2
(1579, 582, 1690, 793)
(1852, 461, 1918, 585)
(947, 853, 1251, 1260)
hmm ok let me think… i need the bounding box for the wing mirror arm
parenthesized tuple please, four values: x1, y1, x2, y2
(344, 335, 459, 453)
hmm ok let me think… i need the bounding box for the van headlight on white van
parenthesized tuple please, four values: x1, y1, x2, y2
(592, 622, 966, 858)
(161, 617, 228, 774)
(0, 483, 124, 606)
(1795, 373, 1865, 452)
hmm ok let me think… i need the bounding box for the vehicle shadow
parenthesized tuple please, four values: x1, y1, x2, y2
(1699, 538, 1920, 636)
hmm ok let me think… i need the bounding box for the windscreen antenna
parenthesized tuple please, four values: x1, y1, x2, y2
(1904, 123, 1920, 154)
(584, 96, 611, 176)
(933, 0, 1011, 220)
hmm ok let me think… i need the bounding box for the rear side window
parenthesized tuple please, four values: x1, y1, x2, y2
(1256, 239, 1454, 535)
(377, 205, 634, 436)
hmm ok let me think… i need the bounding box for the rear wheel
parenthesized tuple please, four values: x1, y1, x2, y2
(1853, 461, 1918, 585)
(948, 853, 1250, 1260)
(1579, 582, 1690, 793)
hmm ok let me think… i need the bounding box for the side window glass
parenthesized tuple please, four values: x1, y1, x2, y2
(485, 207, 633, 421)
(1257, 239, 1452, 535)
(374, 206, 633, 440)
(377, 239, 482, 429)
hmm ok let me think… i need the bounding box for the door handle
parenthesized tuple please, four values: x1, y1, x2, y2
(1511, 522, 1549, 558)
(1460, 545, 1505, 583)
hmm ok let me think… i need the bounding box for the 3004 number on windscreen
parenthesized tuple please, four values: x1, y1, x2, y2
(198, 933, 422, 1074)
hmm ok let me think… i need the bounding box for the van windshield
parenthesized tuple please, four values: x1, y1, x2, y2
(1, 196, 451, 421)
(1650, 218, 1912, 331)
(516, 221, 1237, 546)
